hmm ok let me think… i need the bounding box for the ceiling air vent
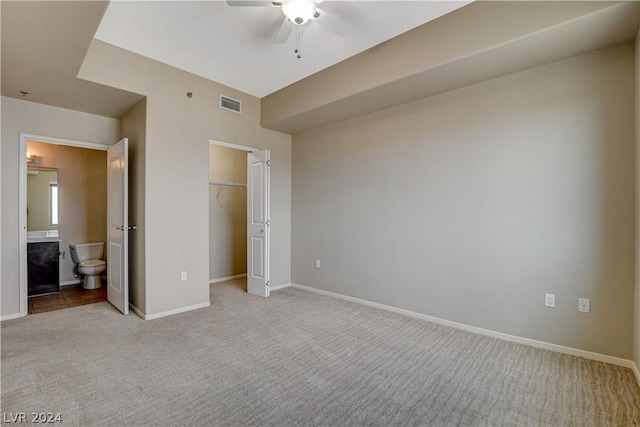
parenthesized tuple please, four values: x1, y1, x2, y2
(220, 95, 241, 114)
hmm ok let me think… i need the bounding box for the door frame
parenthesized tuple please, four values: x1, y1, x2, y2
(209, 139, 257, 153)
(18, 133, 110, 316)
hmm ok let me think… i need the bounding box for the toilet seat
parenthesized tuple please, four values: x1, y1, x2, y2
(77, 259, 106, 289)
(79, 260, 106, 268)
(78, 260, 106, 276)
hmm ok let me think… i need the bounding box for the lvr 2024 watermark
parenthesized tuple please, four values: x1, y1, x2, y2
(3, 413, 62, 423)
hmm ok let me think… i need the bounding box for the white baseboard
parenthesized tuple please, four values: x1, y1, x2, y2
(1, 312, 23, 321)
(290, 283, 636, 371)
(632, 361, 640, 386)
(210, 274, 247, 284)
(140, 301, 211, 321)
(60, 279, 82, 287)
(270, 282, 292, 291)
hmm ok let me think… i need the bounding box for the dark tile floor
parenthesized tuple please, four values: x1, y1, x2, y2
(28, 282, 107, 314)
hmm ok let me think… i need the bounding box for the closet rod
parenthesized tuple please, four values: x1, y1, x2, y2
(210, 181, 247, 201)
(209, 181, 247, 188)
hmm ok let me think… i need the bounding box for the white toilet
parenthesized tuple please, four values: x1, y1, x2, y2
(69, 242, 106, 289)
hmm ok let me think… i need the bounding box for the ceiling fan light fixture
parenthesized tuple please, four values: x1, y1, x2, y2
(282, 0, 316, 25)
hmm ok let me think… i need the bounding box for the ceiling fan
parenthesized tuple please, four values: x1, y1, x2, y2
(226, 0, 348, 57)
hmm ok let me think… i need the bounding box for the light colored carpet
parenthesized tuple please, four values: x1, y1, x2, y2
(2, 279, 639, 426)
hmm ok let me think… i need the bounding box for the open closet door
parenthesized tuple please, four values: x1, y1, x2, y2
(247, 150, 270, 297)
(107, 138, 129, 314)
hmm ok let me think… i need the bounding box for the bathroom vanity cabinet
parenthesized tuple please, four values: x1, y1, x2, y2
(27, 241, 60, 296)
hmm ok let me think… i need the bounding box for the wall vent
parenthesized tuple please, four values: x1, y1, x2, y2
(220, 95, 242, 114)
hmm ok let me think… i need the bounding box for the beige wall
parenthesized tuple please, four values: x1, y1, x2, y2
(209, 145, 247, 280)
(121, 98, 147, 313)
(79, 40, 291, 317)
(262, 2, 639, 134)
(292, 43, 635, 359)
(26, 141, 107, 285)
(1, 96, 120, 317)
(1, 0, 3, 321)
(635, 27, 640, 374)
(0, 2, 2, 320)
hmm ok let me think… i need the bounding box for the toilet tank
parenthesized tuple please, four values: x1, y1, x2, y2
(69, 242, 104, 263)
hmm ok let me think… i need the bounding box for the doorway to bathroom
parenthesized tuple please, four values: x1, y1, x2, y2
(209, 140, 270, 298)
(18, 134, 112, 316)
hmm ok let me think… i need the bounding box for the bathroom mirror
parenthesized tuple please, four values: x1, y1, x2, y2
(27, 167, 59, 231)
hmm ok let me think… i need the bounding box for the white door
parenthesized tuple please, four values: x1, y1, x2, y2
(247, 150, 270, 297)
(107, 138, 129, 314)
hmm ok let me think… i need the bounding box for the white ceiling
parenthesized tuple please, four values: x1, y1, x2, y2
(94, 1, 471, 98)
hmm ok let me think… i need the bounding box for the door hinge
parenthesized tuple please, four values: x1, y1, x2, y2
(266, 220, 270, 227)
(266, 160, 271, 167)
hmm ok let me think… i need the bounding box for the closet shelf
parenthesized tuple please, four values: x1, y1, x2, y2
(209, 181, 247, 201)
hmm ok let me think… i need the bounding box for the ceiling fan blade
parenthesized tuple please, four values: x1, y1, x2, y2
(314, 7, 349, 37)
(226, 1, 272, 7)
(273, 17, 293, 44)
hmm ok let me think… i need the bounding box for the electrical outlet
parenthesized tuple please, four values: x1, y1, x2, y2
(181, 271, 188, 281)
(315, 259, 321, 269)
(578, 298, 590, 313)
(545, 293, 555, 308)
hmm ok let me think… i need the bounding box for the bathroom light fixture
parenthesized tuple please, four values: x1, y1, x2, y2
(26, 151, 39, 164)
(282, 0, 316, 25)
